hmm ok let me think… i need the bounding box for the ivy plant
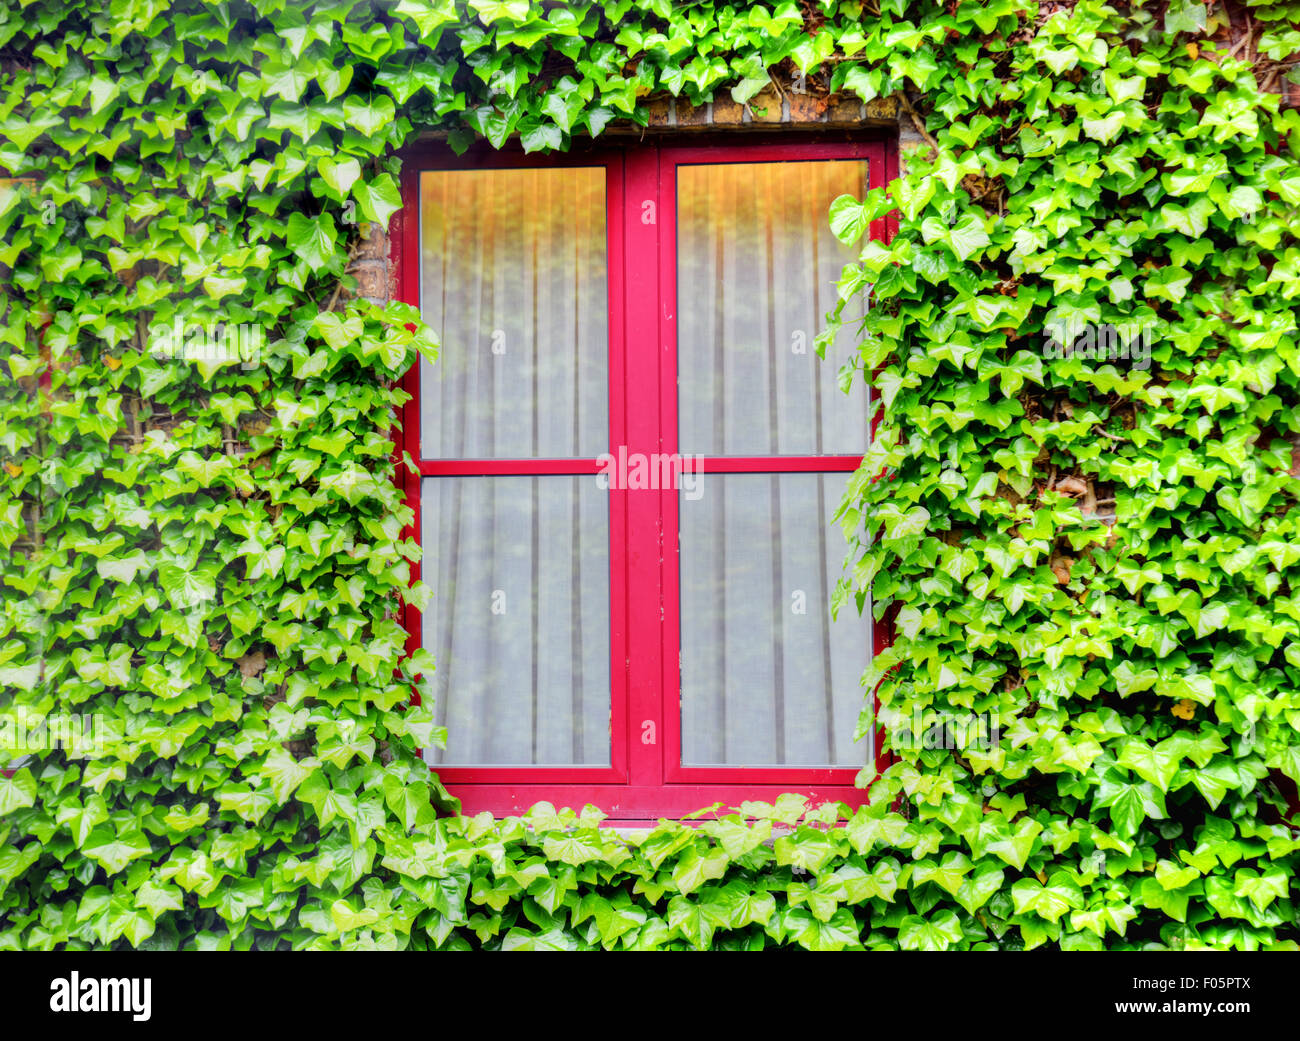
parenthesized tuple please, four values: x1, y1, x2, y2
(1, 0, 1299, 950)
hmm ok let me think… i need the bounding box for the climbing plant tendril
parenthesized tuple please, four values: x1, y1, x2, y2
(1, 0, 1299, 950)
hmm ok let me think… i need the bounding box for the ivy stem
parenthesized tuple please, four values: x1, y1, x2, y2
(897, 92, 940, 157)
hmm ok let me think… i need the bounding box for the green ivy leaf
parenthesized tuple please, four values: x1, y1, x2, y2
(286, 212, 340, 272)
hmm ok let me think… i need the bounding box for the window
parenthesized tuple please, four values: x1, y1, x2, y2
(396, 135, 893, 823)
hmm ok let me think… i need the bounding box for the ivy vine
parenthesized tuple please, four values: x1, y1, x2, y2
(1, 0, 1299, 950)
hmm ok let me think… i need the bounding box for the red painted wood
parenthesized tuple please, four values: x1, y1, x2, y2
(867, 137, 891, 252)
(396, 161, 424, 715)
(397, 133, 898, 820)
(437, 765, 624, 783)
(686, 455, 862, 473)
(657, 144, 680, 794)
(416, 459, 603, 475)
(885, 139, 900, 246)
(446, 783, 871, 821)
(659, 138, 878, 166)
(624, 146, 665, 789)
(606, 153, 631, 783)
(658, 141, 880, 789)
(414, 455, 863, 476)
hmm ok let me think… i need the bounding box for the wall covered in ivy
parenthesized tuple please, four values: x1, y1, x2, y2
(2, 0, 1300, 950)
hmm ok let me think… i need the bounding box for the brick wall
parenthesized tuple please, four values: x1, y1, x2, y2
(350, 218, 391, 307)
(637, 91, 900, 130)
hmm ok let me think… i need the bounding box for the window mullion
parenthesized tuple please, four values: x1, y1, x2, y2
(624, 146, 665, 787)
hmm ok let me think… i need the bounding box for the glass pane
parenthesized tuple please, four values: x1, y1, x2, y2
(679, 473, 870, 767)
(419, 167, 608, 460)
(677, 160, 870, 456)
(421, 476, 610, 767)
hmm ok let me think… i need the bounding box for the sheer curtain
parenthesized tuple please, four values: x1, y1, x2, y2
(419, 167, 607, 460)
(677, 160, 871, 457)
(676, 160, 872, 767)
(418, 168, 610, 767)
(680, 473, 870, 766)
(421, 476, 609, 767)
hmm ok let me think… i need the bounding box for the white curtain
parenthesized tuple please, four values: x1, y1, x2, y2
(676, 159, 871, 457)
(680, 473, 871, 767)
(419, 167, 607, 460)
(675, 160, 873, 767)
(421, 475, 610, 767)
(418, 167, 611, 767)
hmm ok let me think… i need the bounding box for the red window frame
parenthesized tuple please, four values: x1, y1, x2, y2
(394, 132, 896, 825)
